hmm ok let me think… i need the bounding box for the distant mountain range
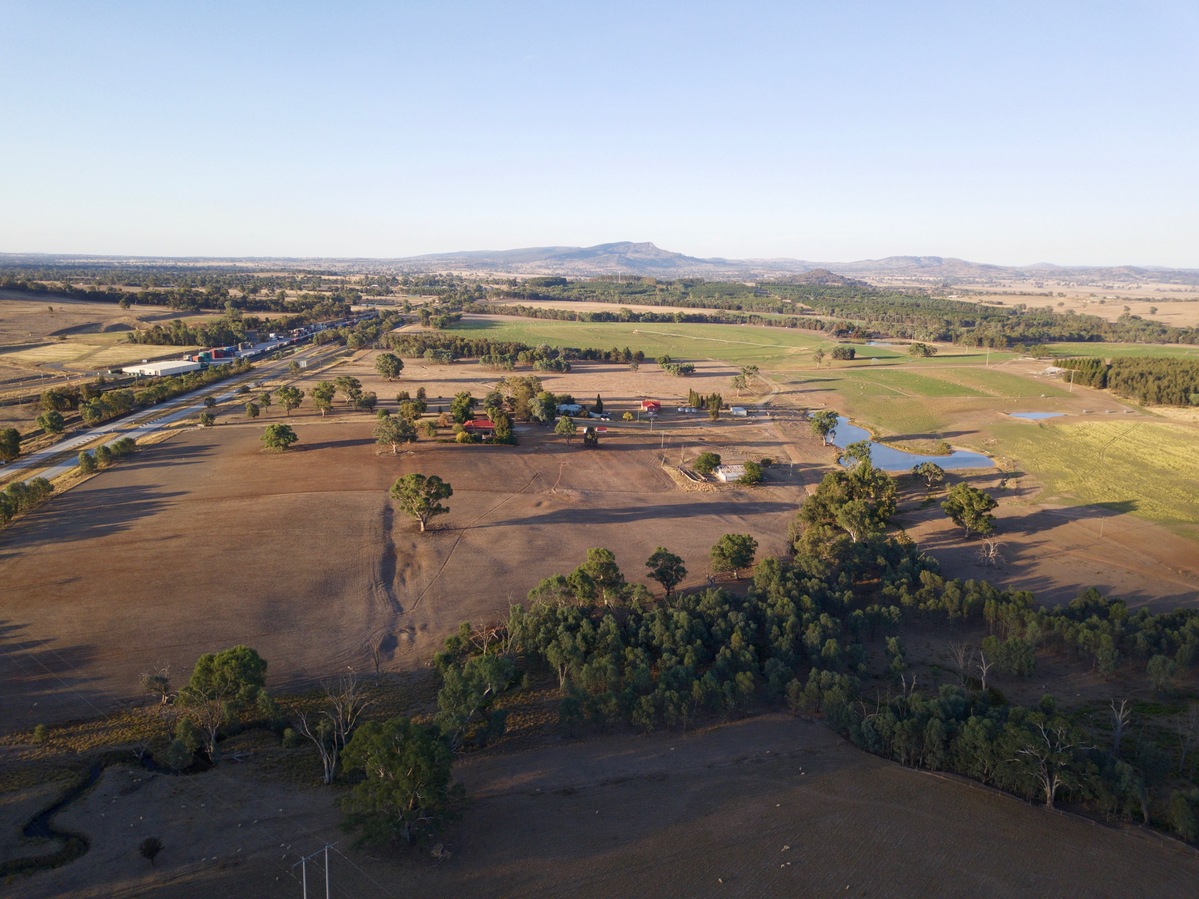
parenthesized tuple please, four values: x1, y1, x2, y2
(387, 242, 1199, 285)
(4, 243, 1198, 285)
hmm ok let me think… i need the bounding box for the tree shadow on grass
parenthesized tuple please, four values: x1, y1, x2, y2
(486, 499, 796, 529)
(0, 485, 186, 554)
(299, 435, 374, 452)
(101, 441, 217, 473)
(0, 620, 105, 732)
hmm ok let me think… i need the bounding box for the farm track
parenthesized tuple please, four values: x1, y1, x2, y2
(410, 470, 543, 611)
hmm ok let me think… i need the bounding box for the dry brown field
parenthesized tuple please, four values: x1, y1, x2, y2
(4, 350, 1196, 735)
(860, 277, 1199, 327)
(4, 345, 1199, 894)
(9, 715, 1199, 898)
(0, 292, 218, 432)
(0, 356, 805, 733)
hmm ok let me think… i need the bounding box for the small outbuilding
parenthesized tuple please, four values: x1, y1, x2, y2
(730, 406, 748, 417)
(556, 403, 584, 415)
(714, 464, 746, 483)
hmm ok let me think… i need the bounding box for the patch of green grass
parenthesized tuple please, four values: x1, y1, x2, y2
(452, 318, 828, 370)
(993, 419, 1199, 526)
(933, 367, 1073, 398)
(848, 369, 990, 398)
(1044, 342, 1199, 359)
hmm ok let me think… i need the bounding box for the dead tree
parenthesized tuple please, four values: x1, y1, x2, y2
(978, 538, 1004, 568)
(977, 652, 993, 692)
(139, 666, 173, 705)
(297, 672, 373, 785)
(367, 637, 385, 686)
(948, 641, 975, 686)
(1110, 699, 1131, 756)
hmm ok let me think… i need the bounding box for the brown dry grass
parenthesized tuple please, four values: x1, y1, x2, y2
(8, 715, 1199, 898)
(0, 358, 805, 734)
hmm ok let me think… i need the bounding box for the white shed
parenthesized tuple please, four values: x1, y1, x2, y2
(730, 406, 748, 417)
(715, 464, 746, 483)
(123, 360, 203, 377)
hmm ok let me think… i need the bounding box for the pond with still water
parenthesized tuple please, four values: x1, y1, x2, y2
(828, 416, 993, 471)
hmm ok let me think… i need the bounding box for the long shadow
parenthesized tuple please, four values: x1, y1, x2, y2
(486, 499, 796, 528)
(0, 620, 106, 732)
(1014, 500, 1139, 534)
(0, 484, 186, 552)
(886, 430, 973, 442)
(100, 441, 218, 472)
(301, 435, 374, 452)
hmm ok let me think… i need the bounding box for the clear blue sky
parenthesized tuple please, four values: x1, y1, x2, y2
(2, 1, 1196, 266)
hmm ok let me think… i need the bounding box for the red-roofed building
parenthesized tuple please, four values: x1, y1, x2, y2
(464, 418, 495, 436)
(640, 400, 661, 414)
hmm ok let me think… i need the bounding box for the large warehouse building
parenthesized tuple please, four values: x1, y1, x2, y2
(122, 360, 203, 377)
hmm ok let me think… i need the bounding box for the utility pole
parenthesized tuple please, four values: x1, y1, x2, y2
(293, 843, 335, 899)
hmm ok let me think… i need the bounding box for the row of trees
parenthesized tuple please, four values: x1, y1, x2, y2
(77, 437, 138, 474)
(0, 477, 53, 526)
(488, 276, 1199, 346)
(1057, 356, 1199, 406)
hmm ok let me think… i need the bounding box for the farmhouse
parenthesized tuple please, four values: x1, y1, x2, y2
(714, 464, 745, 483)
(464, 418, 495, 437)
(641, 400, 661, 414)
(123, 360, 203, 377)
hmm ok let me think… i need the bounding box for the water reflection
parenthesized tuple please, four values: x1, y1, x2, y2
(828, 416, 993, 471)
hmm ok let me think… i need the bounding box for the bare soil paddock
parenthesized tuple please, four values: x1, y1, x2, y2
(10, 715, 1199, 898)
(0, 374, 802, 731)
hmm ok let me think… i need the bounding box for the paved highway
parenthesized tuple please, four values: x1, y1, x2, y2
(1, 345, 337, 486)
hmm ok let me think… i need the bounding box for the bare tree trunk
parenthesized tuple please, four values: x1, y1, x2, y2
(1178, 703, 1199, 774)
(1111, 699, 1130, 756)
(948, 641, 975, 686)
(978, 652, 992, 692)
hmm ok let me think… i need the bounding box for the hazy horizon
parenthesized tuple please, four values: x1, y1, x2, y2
(2, 2, 1196, 268)
(3, 241, 1198, 273)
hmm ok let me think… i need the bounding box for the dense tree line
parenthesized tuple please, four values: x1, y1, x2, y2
(487, 277, 1199, 347)
(387, 331, 647, 368)
(1057, 356, 1199, 406)
(425, 503, 1199, 837)
(126, 301, 356, 347)
(0, 268, 360, 317)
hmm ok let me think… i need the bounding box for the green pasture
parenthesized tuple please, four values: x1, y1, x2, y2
(778, 361, 1071, 441)
(929, 367, 1072, 398)
(453, 318, 828, 369)
(1044, 342, 1199, 359)
(993, 419, 1199, 527)
(454, 316, 1026, 374)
